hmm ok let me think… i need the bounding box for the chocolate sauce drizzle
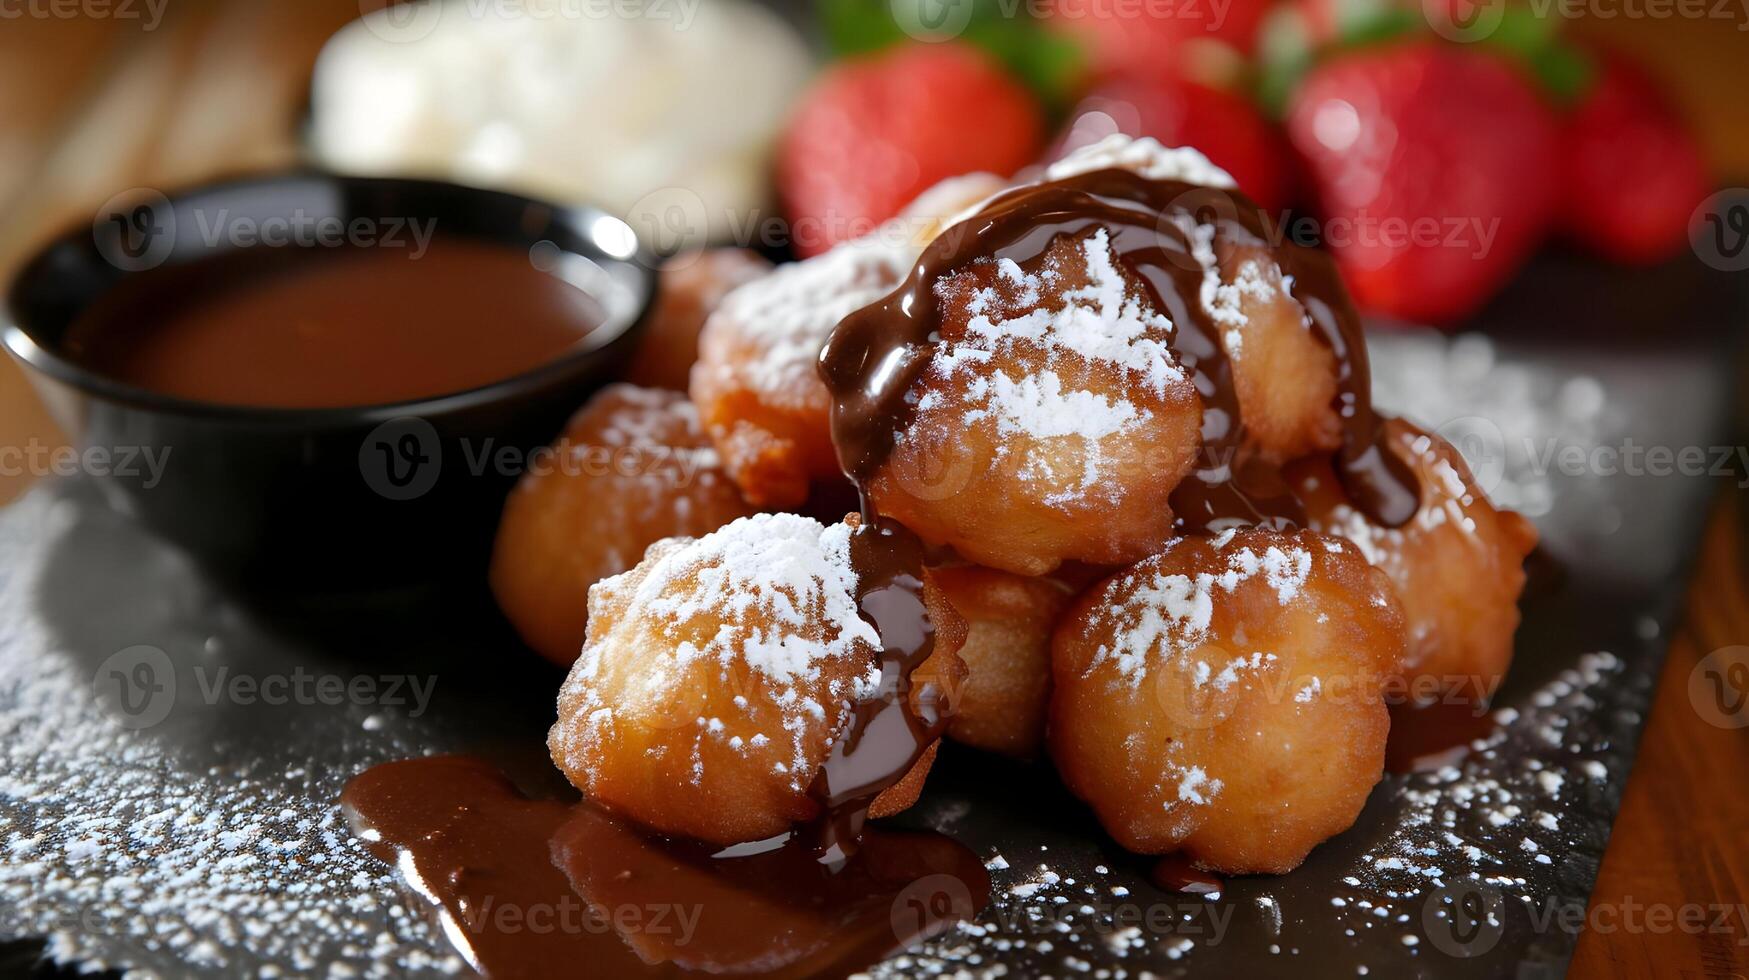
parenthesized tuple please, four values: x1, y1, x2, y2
(819, 168, 1419, 534)
(808, 517, 950, 864)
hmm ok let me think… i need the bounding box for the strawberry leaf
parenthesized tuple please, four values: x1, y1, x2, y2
(820, 0, 1087, 112)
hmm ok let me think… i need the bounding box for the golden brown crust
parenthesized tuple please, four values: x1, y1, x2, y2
(1048, 528, 1406, 874)
(866, 232, 1204, 575)
(867, 741, 939, 819)
(1291, 418, 1538, 703)
(1211, 239, 1343, 461)
(490, 384, 756, 666)
(625, 249, 773, 392)
(932, 564, 1080, 758)
(547, 514, 969, 843)
(689, 245, 898, 509)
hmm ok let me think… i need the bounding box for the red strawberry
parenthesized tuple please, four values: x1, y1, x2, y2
(1044, 0, 1275, 66)
(777, 43, 1044, 258)
(1560, 51, 1711, 265)
(1285, 41, 1561, 324)
(1053, 72, 1292, 212)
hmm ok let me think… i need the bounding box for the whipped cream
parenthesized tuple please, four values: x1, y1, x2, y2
(310, 0, 812, 247)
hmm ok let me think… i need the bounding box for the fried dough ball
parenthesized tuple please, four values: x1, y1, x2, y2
(625, 248, 773, 391)
(690, 238, 903, 508)
(1205, 238, 1341, 461)
(490, 384, 756, 666)
(933, 564, 1082, 758)
(689, 176, 1012, 509)
(548, 513, 966, 845)
(1290, 418, 1538, 704)
(866, 228, 1204, 576)
(1049, 528, 1407, 874)
(1061, 135, 1341, 461)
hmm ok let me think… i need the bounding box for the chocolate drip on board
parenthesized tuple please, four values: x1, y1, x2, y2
(341, 756, 988, 980)
(1150, 853, 1225, 898)
(819, 168, 1419, 534)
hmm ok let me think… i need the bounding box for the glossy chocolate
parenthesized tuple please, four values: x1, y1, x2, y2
(809, 516, 950, 863)
(1150, 853, 1225, 898)
(62, 239, 604, 409)
(342, 756, 987, 980)
(1384, 699, 1500, 774)
(819, 168, 1418, 533)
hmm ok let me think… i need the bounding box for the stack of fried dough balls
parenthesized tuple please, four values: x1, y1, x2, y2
(498, 138, 1536, 873)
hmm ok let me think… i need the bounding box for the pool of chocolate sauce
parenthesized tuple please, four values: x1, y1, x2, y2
(1384, 700, 1501, 774)
(61, 238, 604, 408)
(1150, 853, 1226, 898)
(342, 756, 988, 980)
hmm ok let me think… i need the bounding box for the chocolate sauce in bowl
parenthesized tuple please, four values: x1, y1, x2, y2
(818, 168, 1418, 533)
(341, 756, 988, 980)
(62, 239, 606, 409)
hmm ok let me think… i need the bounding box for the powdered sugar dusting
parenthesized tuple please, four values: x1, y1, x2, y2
(1176, 766, 1221, 805)
(552, 514, 882, 791)
(705, 236, 905, 402)
(924, 228, 1186, 499)
(1166, 211, 1294, 360)
(0, 310, 1689, 977)
(0, 490, 459, 977)
(961, 230, 1183, 392)
(860, 648, 1636, 979)
(1046, 134, 1236, 190)
(630, 514, 877, 683)
(1087, 541, 1314, 686)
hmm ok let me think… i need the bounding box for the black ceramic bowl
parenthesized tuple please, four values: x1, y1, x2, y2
(2, 172, 658, 604)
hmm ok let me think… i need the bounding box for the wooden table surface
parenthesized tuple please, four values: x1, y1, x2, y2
(0, 3, 1743, 976)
